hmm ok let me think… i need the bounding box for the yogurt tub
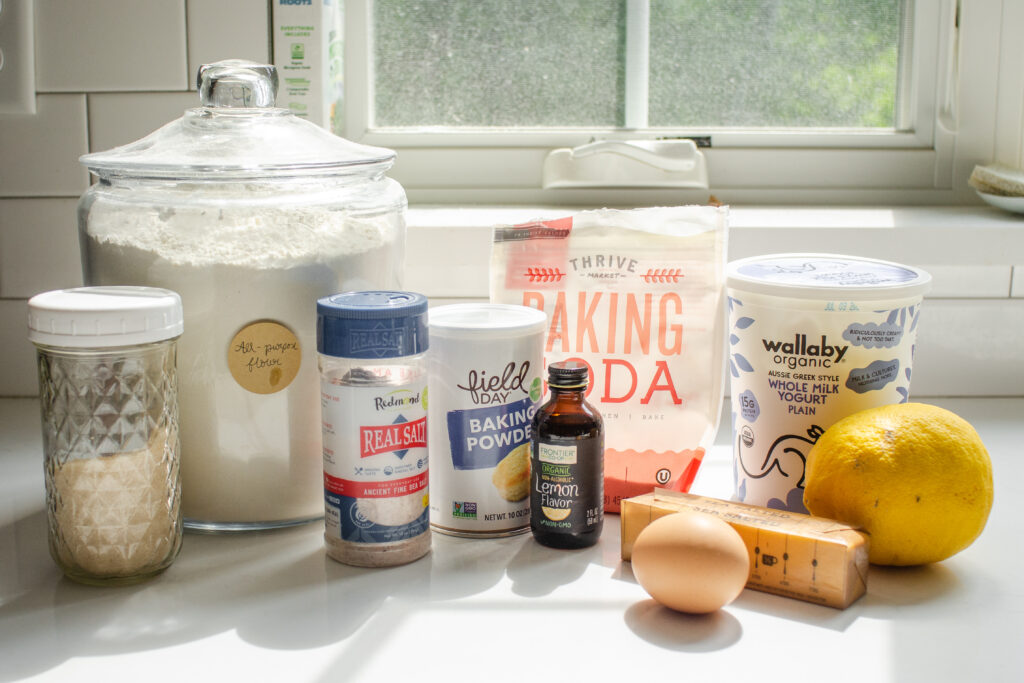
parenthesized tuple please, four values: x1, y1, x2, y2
(726, 254, 932, 513)
(428, 303, 547, 537)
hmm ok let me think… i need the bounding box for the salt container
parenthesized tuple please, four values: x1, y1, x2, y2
(316, 291, 430, 567)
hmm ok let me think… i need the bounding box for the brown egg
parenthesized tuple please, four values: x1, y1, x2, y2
(630, 511, 750, 614)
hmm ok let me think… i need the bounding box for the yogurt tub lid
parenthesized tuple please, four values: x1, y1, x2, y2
(428, 304, 547, 338)
(726, 253, 931, 300)
(27, 286, 184, 348)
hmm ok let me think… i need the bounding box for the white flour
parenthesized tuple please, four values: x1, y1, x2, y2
(84, 196, 402, 525)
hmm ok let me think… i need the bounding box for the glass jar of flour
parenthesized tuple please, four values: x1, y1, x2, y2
(78, 61, 406, 531)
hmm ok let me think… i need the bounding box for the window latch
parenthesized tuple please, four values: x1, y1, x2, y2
(542, 139, 708, 189)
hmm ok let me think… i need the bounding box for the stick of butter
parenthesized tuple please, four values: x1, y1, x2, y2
(621, 489, 869, 609)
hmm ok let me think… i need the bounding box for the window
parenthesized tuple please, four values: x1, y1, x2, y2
(342, 0, 1016, 205)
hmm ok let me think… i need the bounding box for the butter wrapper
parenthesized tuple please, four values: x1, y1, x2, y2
(621, 489, 869, 609)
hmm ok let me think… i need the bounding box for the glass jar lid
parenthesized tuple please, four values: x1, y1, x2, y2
(28, 287, 184, 348)
(79, 60, 396, 181)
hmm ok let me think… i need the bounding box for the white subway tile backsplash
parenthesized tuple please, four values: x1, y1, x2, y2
(0, 199, 83, 298)
(87, 92, 198, 153)
(921, 265, 1013, 298)
(35, 0, 188, 92)
(0, 0, 1021, 402)
(406, 225, 490, 298)
(0, 95, 89, 197)
(0, 300, 37, 397)
(187, 0, 271, 84)
(910, 298, 1024, 397)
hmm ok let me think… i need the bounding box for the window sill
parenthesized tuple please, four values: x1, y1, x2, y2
(407, 204, 1024, 300)
(406, 204, 1024, 397)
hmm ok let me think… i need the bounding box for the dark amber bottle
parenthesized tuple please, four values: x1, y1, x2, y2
(530, 361, 604, 549)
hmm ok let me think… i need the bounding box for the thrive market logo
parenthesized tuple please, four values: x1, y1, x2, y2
(526, 255, 682, 283)
(569, 254, 638, 282)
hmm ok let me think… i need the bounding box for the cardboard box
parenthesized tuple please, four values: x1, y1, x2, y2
(272, 0, 343, 130)
(621, 489, 869, 609)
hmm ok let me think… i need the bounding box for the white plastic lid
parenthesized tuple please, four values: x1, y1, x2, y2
(28, 287, 184, 348)
(428, 304, 547, 339)
(726, 253, 932, 300)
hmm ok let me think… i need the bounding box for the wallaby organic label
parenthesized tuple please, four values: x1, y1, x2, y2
(726, 255, 930, 513)
(227, 320, 302, 394)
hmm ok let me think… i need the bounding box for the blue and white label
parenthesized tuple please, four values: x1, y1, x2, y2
(426, 309, 546, 534)
(727, 293, 923, 514)
(446, 396, 536, 470)
(325, 492, 429, 543)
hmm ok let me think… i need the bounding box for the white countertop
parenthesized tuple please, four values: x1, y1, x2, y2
(1, 397, 1022, 682)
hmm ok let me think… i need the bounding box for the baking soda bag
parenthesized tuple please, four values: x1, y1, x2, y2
(490, 206, 728, 512)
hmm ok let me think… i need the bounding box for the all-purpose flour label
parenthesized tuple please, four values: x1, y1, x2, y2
(321, 380, 429, 543)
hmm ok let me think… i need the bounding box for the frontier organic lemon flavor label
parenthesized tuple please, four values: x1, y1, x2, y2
(227, 320, 302, 394)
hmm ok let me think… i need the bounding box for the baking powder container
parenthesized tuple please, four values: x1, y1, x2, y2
(428, 304, 547, 537)
(726, 254, 931, 513)
(28, 287, 183, 585)
(317, 291, 430, 567)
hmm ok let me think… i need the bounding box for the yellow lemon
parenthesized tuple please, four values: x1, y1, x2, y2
(542, 506, 571, 522)
(803, 403, 993, 566)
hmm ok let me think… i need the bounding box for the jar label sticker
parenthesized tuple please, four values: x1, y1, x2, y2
(227, 320, 301, 394)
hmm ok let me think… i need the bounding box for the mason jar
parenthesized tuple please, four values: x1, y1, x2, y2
(28, 287, 183, 585)
(77, 61, 406, 531)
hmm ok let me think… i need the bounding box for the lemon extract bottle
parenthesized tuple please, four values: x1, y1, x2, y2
(530, 361, 604, 549)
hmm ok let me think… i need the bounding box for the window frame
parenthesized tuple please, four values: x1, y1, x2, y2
(342, 0, 1014, 206)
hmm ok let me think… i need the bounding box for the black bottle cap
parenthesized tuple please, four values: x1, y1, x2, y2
(547, 361, 589, 388)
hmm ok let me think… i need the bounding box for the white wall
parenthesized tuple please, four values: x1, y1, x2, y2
(0, 0, 271, 395)
(1, 0, 1022, 398)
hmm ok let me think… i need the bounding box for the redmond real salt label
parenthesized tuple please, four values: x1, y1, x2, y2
(427, 304, 547, 537)
(321, 379, 429, 544)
